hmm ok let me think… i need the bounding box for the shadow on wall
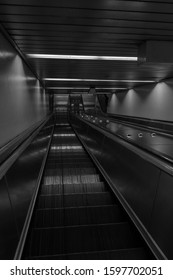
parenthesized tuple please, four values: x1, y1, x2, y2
(107, 81, 173, 122)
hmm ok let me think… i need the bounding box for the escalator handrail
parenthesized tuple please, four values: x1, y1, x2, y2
(76, 114, 173, 176)
(108, 113, 173, 136)
(0, 114, 52, 180)
(14, 124, 54, 260)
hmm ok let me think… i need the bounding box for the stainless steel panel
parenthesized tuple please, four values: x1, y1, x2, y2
(5, 130, 50, 235)
(85, 125, 105, 161)
(150, 171, 173, 259)
(72, 118, 160, 228)
(100, 137, 160, 228)
(0, 176, 19, 259)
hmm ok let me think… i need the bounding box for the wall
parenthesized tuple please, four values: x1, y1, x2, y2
(0, 31, 49, 148)
(107, 81, 173, 121)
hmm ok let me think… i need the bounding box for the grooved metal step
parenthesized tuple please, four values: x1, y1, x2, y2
(30, 247, 153, 260)
(37, 192, 115, 209)
(24, 223, 146, 258)
(33, 205, 126, 228)
(22, 120, 154, 260)
(40, 182, 107, 195)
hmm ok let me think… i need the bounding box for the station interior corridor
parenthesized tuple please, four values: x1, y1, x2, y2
(0, 0, 173, 260)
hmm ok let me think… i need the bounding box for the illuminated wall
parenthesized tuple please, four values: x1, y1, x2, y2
(107, 81, 173, 121)
(0, 31, 49, 147)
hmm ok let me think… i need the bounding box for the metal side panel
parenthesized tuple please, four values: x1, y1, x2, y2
(0, 176, 19, 259)
(150, 171, 173, 259)
(5, 128, 51, 237)
(71, 117, 168, 259)
(99, 136, 160, 229)
(74, 119, 160, 229)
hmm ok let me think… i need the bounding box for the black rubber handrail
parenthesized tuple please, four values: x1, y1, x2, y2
(0, 115, 52, 180)
(0, 115, 52, 166)
(108, 113, 173, 135)
(77, 114, 173, 176)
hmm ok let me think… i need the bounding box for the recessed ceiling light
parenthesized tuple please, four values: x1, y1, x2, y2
(44, 78, 155, 83)
(27, 54, 138, 61)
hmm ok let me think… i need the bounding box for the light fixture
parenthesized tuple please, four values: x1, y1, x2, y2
(95, 87, 127, 90)
(44, 78, 155, 83)
(47, 86, 127, 90)
(47, 87, 90, 90)
(27, 54, 138, 61)
(70, 92, 88, 94)
(95, 92, 113, 95)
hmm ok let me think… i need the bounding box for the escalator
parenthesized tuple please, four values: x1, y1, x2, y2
(22, 117, 154, 260)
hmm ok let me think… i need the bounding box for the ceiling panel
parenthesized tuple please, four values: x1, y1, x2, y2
(0, 0, 173, 92)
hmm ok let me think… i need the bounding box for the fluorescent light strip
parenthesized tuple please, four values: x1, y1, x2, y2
(47, 87, 90, 90)
(45, 78, 155, 83)
(96, 87, 127, 90)
(47, 87, 127, 90)
(27, 54, 137, 61)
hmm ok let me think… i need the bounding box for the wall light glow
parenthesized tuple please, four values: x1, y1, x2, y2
(47, 87, 90, 90)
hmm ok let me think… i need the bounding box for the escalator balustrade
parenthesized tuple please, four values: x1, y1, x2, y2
(22, 121, 154, 260)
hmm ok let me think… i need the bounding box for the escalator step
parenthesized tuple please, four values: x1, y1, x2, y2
(31, 247, 154, 260)
(43, 174, 101, 185)
(45, 163, 94, 169)
(63, 167, 97, 174)
(47, 158, 92, 164)
(63, 174, 101, 184)
(43, 176, 62, 185)
(33, 205, 126, 228)
(22, 121, 154, 260)
(24, 223, 144, 257)
(44, 168, 97, 177)
(37, 192, 115, 209)
(40, 182, 107, 195)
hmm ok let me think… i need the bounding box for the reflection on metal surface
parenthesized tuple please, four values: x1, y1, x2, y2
(0, 176, 19, 259)
(51, 145, 83, 150)
(44, 176, 62, 185)
(36, 136, 51, 142)
(19, 148, 47, 161)
(54, 134, 75, 137)
(55, 123, 69, 126)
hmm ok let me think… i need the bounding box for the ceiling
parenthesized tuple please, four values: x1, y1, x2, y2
(0, 0, 173, 94)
